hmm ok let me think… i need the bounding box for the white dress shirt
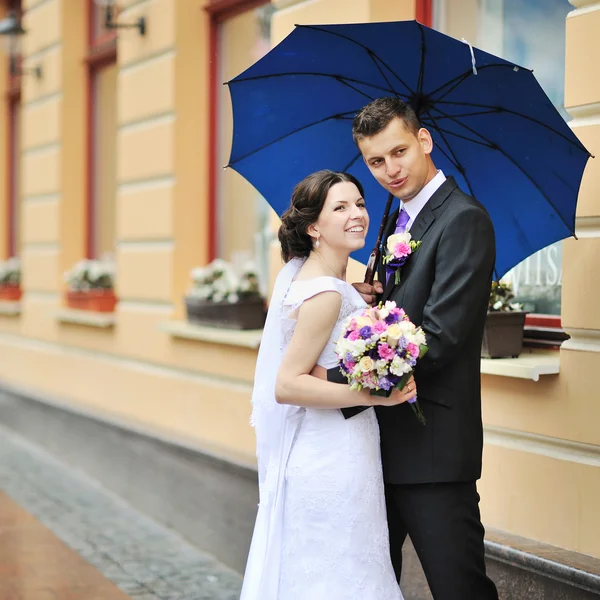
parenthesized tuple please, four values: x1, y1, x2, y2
(401, 170, 446, 231)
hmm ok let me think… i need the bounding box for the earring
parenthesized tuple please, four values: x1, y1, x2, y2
(315, 237, 320, 249)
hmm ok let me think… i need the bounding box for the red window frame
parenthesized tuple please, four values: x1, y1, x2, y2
(6, 0, 21, 259)
(416, 0, 432, 26)
(205, 0, 268, 262)
(84, 0, 117, 259)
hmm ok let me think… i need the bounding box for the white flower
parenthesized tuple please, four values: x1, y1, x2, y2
(390, 355, 412, 376)
(386, 232, 412, 253)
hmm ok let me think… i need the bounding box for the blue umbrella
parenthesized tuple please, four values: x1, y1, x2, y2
(226, 20, 592, 278)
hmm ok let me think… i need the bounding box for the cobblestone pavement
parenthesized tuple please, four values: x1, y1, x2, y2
(0, 424, 243, 600)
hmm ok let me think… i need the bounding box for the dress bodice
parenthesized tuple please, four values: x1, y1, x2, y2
(281, 276, 367, 369)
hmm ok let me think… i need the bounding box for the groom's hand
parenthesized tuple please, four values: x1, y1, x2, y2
(352, 281, 383, 306)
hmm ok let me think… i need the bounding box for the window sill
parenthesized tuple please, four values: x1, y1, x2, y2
(56, 308, 116, 329)
(481, 349, 559, 381)
(159, 320, 262, 349)
(0, 301, 21, 316)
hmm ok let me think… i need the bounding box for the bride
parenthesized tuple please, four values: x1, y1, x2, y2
(241, 170, 415, 600)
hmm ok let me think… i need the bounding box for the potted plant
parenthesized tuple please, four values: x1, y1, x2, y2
(481, 280, 527, 358)
(0, 257, 21, 301)
(63, 259, 117, 313)
(184, 258, 266, 330)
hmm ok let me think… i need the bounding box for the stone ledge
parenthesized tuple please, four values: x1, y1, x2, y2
(56, 309, 116, 328)
(486, 528, 600, 596)
(159, 320, 262, 349)
(481, 349, 560, 381)
(0, 301, 21, 316)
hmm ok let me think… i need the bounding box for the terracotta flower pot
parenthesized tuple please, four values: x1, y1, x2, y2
(66, 289, 117, 313)
(0, 284, 22, 301)
(184, 295, 266, 330)
(481, 311, 527, 358)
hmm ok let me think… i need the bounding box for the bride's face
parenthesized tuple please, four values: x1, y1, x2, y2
(311, 181, 369, 253)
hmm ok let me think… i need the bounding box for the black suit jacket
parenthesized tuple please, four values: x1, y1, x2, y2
(329, 177, 496, 485)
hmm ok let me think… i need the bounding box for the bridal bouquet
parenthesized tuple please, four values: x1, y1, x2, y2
(335, 301, 428, 425)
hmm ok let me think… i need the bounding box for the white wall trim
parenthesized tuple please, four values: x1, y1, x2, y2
(119, 49, 176, 76)
(485, 425, 600, 467)
(562, 328, 600, 352)
(575, 216, 600, 238)
(118, 112, 175, 135)
(118, 175, 175, 194)
(116, 240, 174, 251)
(0, 331, 253, 392)
(568, 0, 600, 17)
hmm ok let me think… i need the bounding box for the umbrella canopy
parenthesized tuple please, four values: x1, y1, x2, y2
(226, 20, 592, 278)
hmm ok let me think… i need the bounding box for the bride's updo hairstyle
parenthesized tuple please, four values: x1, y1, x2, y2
(278, 170, 364, 263)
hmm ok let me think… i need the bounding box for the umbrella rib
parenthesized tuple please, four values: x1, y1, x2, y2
(229, 71, 400, 97)
(343, 151, 362, 172)
(336, 77, 377, 102)
(297, 25, 415, 97)
(429, 63, 529, 101)
(417, 22, 426, 98)
(369, 53, 397, 98)
(431, 114, 575, 235)
(227, 110, 363, 167)
(434, 100, 591, 154)
(421, 112, 475, 197)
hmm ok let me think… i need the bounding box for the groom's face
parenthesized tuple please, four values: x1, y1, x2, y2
(358, 117, 434, 202)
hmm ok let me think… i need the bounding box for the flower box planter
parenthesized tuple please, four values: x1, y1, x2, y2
(184, 296, 266, 330)
(0, 284, 21, 302)
(66, 289, 117, 313)
(481, 311, 527, 358)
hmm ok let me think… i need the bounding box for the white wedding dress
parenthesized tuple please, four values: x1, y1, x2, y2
(240, 258, 403, 600)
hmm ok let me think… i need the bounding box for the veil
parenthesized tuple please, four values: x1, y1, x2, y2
(240, 257, 305, 600)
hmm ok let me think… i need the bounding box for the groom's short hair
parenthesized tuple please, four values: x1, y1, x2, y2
(352, 97, 421, 145)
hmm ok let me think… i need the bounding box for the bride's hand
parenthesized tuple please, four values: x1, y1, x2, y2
(368, 376, 417, 407)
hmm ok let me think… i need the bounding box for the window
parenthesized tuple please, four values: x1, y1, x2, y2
(433, 0, 572, 343)
(86, 0, 117, 262)
(209, 1, 274, 294)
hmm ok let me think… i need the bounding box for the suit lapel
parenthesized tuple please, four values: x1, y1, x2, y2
(377, 207, 399, 287)
(381, 177, 458, 303)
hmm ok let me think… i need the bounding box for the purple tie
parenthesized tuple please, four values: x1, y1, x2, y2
(395, 206, 410, 234)
(385, 207, 410, 284)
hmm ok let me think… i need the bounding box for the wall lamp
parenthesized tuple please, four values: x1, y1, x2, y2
(0, 10, 42, 79)
(93, 0, 146, 37)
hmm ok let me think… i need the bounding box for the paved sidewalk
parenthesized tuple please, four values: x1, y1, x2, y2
(0, 424, 243, 600)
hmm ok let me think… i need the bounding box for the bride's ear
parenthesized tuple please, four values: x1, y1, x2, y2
(307, 223, 319, 242)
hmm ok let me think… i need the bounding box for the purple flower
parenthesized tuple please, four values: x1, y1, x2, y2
(399, 336, 409, 350)
(385, 312, 400, 325)
(359, 326, 373, 339)
(378, 377, 393, 391)
(345, 352, 354, 363)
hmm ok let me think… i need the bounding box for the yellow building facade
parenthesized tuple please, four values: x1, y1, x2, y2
(0, 0, 598, 586)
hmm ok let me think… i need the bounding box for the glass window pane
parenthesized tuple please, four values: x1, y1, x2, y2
(92, 63, 117, 261)
(216, 4, 274, 286)
(434, 0, 572, 316)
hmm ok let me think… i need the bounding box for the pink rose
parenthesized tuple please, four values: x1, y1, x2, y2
(407, 342, 420, 358)
(378, 343, 396, 361)
(373, 321, 388, 334)
(392, 242, 412, 258)
(348, 330, 361, 341)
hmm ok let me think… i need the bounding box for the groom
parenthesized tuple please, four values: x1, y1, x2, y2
(328, 97, 499, 599)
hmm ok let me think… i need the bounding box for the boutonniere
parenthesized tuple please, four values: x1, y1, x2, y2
(382, 232, 422, 285)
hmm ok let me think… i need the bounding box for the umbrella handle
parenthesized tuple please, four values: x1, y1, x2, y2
(364, 192, 395, 286)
